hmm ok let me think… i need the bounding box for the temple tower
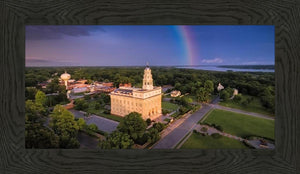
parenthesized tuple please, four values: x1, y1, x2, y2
(142, 63, 153, 90)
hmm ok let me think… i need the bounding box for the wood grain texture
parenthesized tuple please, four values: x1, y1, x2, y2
(1, 0, 300, 173)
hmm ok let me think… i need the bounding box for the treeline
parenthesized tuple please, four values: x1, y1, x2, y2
(26, 67, 274, 111)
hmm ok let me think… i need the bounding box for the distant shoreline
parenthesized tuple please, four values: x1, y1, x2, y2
(217, 65, 274, 70)
(25, 64, 275, 69)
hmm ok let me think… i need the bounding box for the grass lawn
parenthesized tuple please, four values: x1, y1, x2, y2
(203, 109, 274, 140)
(181, 133, 248, 149)
(162, 101, 179, 112)
(219, 95, 274, 116)
(86, 101, 123, 122)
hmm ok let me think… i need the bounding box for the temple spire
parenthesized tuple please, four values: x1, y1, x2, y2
(142, 64, 153, 90)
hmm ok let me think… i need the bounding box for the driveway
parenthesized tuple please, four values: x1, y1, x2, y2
(152, 104, 212, 149)
(69, 109, 119, 133)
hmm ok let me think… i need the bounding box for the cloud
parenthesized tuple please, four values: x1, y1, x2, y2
(26, 58, 78, 67)
(26, 26, 105, 40)
(201, 58, 223, 64)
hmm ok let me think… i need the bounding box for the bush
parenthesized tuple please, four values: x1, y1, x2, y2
(200, 127, 208, 132)
(87, 124, 98, 132)
(103, 110, 110, 114)
(215, 125, 223, 132)
(146, 118, 151, 126)
(211, 133, 222, 139)
(135, 133, 149, 145)
(193, 129, 198, 133)
(153, 122, 165, 132)
(233, 94, 242, 103)
(84, 95, 91, 101)
(241, 100, 248, 106)
(162, 109, 170, 115)
(94, 103, 101, 110)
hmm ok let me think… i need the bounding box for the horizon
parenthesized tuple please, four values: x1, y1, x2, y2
(26, 25, 274, 67)
(25, 64, 275, 68)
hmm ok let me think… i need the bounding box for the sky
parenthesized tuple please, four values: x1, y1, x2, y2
(25, 25, 274, 67)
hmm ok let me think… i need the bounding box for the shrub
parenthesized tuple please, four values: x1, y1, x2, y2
(87, 124, 98, 132)
(103, 110, 110, 114)
(153, 122, 165, 132)
(146, 118, 151, 126)
(162, 109, 170, 115)
(200, 127, 208, 132)
(211, 133, 222, 139)
(215, 125, 223, 132)
(94, 103, 101, 110)
(193, 129, 198, 133)
(241, 100, 248, 106)
(233, 94, 242, 103)
(84, 95, 91, 101)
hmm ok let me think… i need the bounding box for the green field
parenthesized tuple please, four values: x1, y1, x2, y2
(203, 109, 274, 140)
(219, 95, 274, 116)
(181, 133, 248, 149)
(162, 102, 179, 111)
(86, 101, 123, 122)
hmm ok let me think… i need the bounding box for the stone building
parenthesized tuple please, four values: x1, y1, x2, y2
(110, 65, 162, 120)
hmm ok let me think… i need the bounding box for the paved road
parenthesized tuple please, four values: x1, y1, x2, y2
(69, 109, 119, 133)
(152, 104, 212, 149)
(211, 104, 274, 120)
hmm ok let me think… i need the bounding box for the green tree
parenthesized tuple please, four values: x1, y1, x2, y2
(25, 123, 59, 148)
(196, 87, 208, 102)
(220, 90, 230, 101)
(146, 118, 152, 126)
(88, 124, 98, 132)
(50, 105, 80, 148)
(94, 103, 101, 110)
(147, 128, 160, 143)
(25, 99, 59, 148)
(35, 90, 47, 107)
(152, 122, 165, 132)
(204, 80, 214, 93)
(74, 98, 88, 111)
(77, 118, 87, 130)
(25, 87, 38, 100)
(117, 112, 147, 141)
(233, 94, 242, 103)
(98, 131, 134, 149)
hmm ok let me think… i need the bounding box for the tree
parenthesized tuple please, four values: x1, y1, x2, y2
(25, 99, 59, 148)
(220, 90, 230, 101)
(46, 77, 60, 93)
(84, 94, 91, 101)
(35, 90, 47, 107)
(98, 131, 134, 149)
(25, 123, 59, 148)
(74, 98, 88, 111)
(196, 87, 208, 102)
(204, 80, 214, 93)
(147, 128, 160, 143)
(25, 87, 37, 100)
(88, 124, 98, 132)
(25, 100, 45, 122)
(50, 105, 80, 148)
(117, 112, 147, 141)
(77, 118, 87, 130)
(152, 122, 165, 132)
(233, 94, 242, 103)
(146, 118, 152, 126)
(94, 103, 101, 110)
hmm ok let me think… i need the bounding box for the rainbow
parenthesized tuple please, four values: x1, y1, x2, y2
(173, 25, 198, 65)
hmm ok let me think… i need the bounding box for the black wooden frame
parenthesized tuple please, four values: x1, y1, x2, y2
(1, 0, 299, 173)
